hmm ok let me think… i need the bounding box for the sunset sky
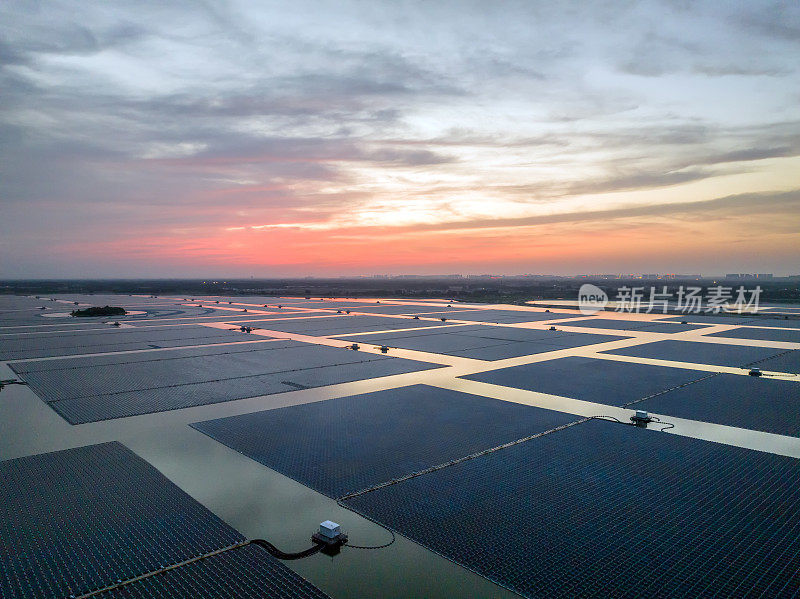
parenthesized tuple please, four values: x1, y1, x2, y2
(1, 1, 799, 277)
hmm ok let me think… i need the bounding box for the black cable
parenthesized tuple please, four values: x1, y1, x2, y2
(585, 415, 627, 425)
(649, 416, 675, 432)
(249, 538, 323, 560)
(345, 530, 396, 550)
(335, 498, 398, 550)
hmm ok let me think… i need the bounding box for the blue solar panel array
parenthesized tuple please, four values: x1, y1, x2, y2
(344, 419, 800, 598)
(558, 318, 708, 333)
(635, 373, 800, 436)
(234, 315, 447, 336)
(660, 314, 753, 325)
(0, 325, 252, 360)
(708, 326, 800, 343)
(0, 442, 244, 598)
(192, 385, 577, 498)
(415, 309, 578, 323)
(96, 545, 329, 599)
(12, 343, 439, 424)
(462, 356, 707, 406)
(337, 327, 626, 360)
(755, 349, 799, 374)
(602, 339, 786, 367)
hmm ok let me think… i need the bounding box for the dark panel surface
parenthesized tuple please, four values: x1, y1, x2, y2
(344, 420, 800, 598)
(659, 314, 752, 325)
(707, 327, 800, 343)
(97, 544, 329, 599)
(338, 328, 625, 360)
(746, 318, 800, 329)
(0, 325, 252, 360)
(602, 340, 785, 367)
(559, 318, 707, 333)
(636, 373, 800, 436)
(755, 350, 800, 374)
(13, 344, 439, 424)
(419, 310, 579, 323)
(192, 385, 577, 498)
(0, 442, 243, 598)
(234, 315, 446, 336)
(340, 304, 473, 315)
(462, 356, 706, 406)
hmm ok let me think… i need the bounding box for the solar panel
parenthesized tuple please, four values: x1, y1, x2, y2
(0, 442, 243, 598)
(336, 328, 625, 360)
(557, 318, 708, 333)
(236, 315, 448, 336)
(0, 325, 252, 360)
(745, 318, 800, 329)
(334, 325, 485, 341)
(659, 314, 752, 325)
(462, 356, 707, 406)
(94, 544, 329, 598)
(415, 310, 579, 323)
(447, 334, 626, 360)
(635, 373, 800, 436)
(707, 327, 800, 343)
(348, 305, 478, 315)
(13, 344, 439, 424)
(9, 340, 300, 374)
(192, 384, 577, 498)
(601, 339, 786, 367)
(344, 332, 520, 354)
(754, 350, 799, 374)
(343, 419, 800, 598)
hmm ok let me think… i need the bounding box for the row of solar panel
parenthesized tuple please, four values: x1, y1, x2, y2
(0, 325, 253, 360)
(12, 343, 439, 424)
(0, 442, 330, 598)
(189, 385, 800, 598)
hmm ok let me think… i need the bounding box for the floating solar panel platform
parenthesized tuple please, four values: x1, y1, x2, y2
(224, 310, 334, 320)
(419, 310, 579, 323)
(558, 318, 708, 333)
(343, 419, 800, 598)
(9, 339, 296, 373)
(601, 339, 787, 367)
(659, 314, 753, 325)
(94, 543, 329, 598)
(745, 318, 800, 329)
(340, 331, 519, 355)
(755, 350, 799, 374)
(12, 342, 440, 424)
(707, 326, 800, 343)
(447, 332, 625, 360)
(337, 328, 626, 360)
(0, 442, 329, 599)
(462, 356, 707, 406)
(339, 304, 473, 315)
(0, 325, 253, 360)
(192, 384, 577, 498)
(234, 315, 447, 336)
(635, 373, 800, 436)
(0, 442, 242, 598)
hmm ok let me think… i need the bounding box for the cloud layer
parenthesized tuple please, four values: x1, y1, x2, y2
(1, 0, 799, 276)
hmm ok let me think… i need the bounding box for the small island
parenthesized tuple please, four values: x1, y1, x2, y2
(70, 305, 127, 317)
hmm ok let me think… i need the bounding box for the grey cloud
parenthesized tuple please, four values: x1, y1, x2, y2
(698, 146, 796, 165)
(569, 169, 711, 195)
(415, 190, 800, 233)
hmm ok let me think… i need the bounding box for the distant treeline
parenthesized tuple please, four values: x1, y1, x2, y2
(70, 305, 127, 317)
(2, 277, 799, 304)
